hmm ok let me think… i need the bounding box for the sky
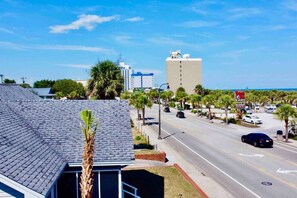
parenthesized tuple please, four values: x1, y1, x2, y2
(0, 0, 297, 89)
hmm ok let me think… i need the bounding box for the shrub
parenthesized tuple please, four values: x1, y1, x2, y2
(293, 136, 297, 141)
(229, 109, 236, 113)
(223, 117, 237, 124)
(135, 135, 141, 141)
(169, 101, 176, 108)
(191, 109, 197, 114)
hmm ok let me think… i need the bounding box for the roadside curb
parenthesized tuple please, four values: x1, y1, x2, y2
(174, 163, 209, 198)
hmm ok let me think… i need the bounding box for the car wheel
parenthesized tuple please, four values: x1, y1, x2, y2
(241, 137, 245, 142)
(251, 120, 254, 124)
(253, 141, 258, 147)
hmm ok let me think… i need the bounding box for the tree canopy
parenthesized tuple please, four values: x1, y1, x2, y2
(87, 60, 123, 99)
(4, 78, 16, 84)
(52, 79, 85, 99)
(33, 79, 56, 88)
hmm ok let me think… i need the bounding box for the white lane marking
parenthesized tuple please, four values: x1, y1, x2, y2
(161, 128, 262, 198)
(274, 145, 297, 154)
(238, 153, 264, 158)
(277, 168, 297, 175)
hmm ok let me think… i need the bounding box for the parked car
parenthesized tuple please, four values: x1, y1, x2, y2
(242, 115, 262, 124)
(241, 133, 273, 147)
(265, 107, 276, 113)
(163, 106, 170, 112)
(254, 105, 260, 111)
(291, 104, 296, 108)
(176, 111, 185, 118)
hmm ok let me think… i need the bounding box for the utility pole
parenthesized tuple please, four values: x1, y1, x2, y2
(0, 74, 3, 83)
(20, 77, 27, 84)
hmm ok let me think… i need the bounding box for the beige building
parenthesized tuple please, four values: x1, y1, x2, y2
(166, 50, 202, 94)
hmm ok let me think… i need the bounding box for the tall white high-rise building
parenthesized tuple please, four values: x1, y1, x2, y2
(118, 61, 132, 91)
(131, 72, 154, 89)
(166, 50, 202, 94)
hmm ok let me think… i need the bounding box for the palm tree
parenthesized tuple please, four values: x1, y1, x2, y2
(137, 93, 153, 125)
(189, 94, 202, 116)
(275, 104, 297, 142)
(160, 90, 174, 106)
(194, 84, 205, 96)
(218, 95, 235, 124)
(202, 94, 215, 119)
(80, 110, 98, 198)
(175, 87, 188, 109)
(88, 60, 123, 99)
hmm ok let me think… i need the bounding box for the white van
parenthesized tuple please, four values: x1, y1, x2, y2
(265, 105, 276, 113)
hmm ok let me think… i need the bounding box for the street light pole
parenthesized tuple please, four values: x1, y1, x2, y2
(158, 83, 169, 140)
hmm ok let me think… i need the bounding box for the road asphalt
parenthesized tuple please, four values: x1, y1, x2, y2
(128, 107, 297, 198)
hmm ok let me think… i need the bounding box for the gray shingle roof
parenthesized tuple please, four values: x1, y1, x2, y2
(0, 99, 134, 195)
(0, 102, 66, 196)
(0, 84, 41, 101)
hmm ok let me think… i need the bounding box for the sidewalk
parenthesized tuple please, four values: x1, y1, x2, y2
(131, 115, 234, 198)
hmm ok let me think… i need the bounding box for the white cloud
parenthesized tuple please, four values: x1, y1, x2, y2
(56, 64, 92, 69)
(0, 27, 16, 35)
(228, 8, 261, 20)
(0, 41, 115, 54)
(49, 14, 119, 34)
(181, 20, 220, 28)
(283, 0, 297, 11)
(114, 35, 132, 44)
(125, 17, 144, 22)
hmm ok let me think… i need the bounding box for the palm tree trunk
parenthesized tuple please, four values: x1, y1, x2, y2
(137, 109, 140, 120)
(208, 107, 211, 119)
(285, 119, 289, 142)
(142, 108, 145, 125)
(225, 108, 228, 124)
(80, 137, 95, 198)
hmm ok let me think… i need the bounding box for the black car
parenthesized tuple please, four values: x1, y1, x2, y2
(176, 111, 185, 118)
(241, 133, 273, 147)
(163, 106, 170, 112)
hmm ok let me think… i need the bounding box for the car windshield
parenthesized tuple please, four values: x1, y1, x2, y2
(251, 116, 259, 119)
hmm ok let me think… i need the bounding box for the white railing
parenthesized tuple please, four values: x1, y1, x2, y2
(122, 182, 140, 198)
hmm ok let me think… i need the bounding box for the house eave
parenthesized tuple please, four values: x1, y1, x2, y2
(0, 174, 44, 198)
(68, 161, 133, 167)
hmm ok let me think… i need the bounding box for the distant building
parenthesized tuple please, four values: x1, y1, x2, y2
(75, 80, 88, 87)
(131, 72, 154, 89)
(166, 50, 202, 94)
(118, 61, 132, 91)
(29, 88, 55, 99)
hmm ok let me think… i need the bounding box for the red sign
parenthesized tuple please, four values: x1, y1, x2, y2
(235, 91, 245, 102)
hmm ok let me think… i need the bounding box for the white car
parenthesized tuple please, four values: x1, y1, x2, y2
(242, 115, 262, 124)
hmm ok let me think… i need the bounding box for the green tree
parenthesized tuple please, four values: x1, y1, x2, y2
(276, 104, 297, 142)
(175, 87, 188, 109)
(189, 94, 202, 116)
(194, 84, 205, 96)
(88, 60, 123, 99)
(4, 78, 16, 83)
(218, 95, 235, 124)
(147, 89, 159, 103)
(133, 93, 152, 125)
(33, 79, 55, 88)
(79, 110, 98, 198)
(202, 94, 215, 119)
(160, 90, 174, 106)
(52, 79, 85, 99)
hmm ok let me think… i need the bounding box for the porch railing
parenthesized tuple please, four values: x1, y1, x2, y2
(122, 182, 140, 198)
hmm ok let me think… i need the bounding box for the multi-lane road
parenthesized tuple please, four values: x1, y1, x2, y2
(137, 106, 297, 198)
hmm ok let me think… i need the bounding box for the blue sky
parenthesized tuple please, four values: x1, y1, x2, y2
(0, 0, 297, 89)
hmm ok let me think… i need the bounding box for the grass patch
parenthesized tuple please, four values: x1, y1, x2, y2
(123, 166, 203, 198)
(133, 128, 154, 149)
(135, 149, 162, 155)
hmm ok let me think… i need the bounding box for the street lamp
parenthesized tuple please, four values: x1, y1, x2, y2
(158, 83, 170, 139)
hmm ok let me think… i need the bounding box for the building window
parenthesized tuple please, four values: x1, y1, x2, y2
(180, 69, 182, 72)
(180, 61, 182, 64)
(180, 65, 182, 68)
(180, 78, 182, 81)
(180, 74, 182, 77)
(180, 83, 182, 86)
